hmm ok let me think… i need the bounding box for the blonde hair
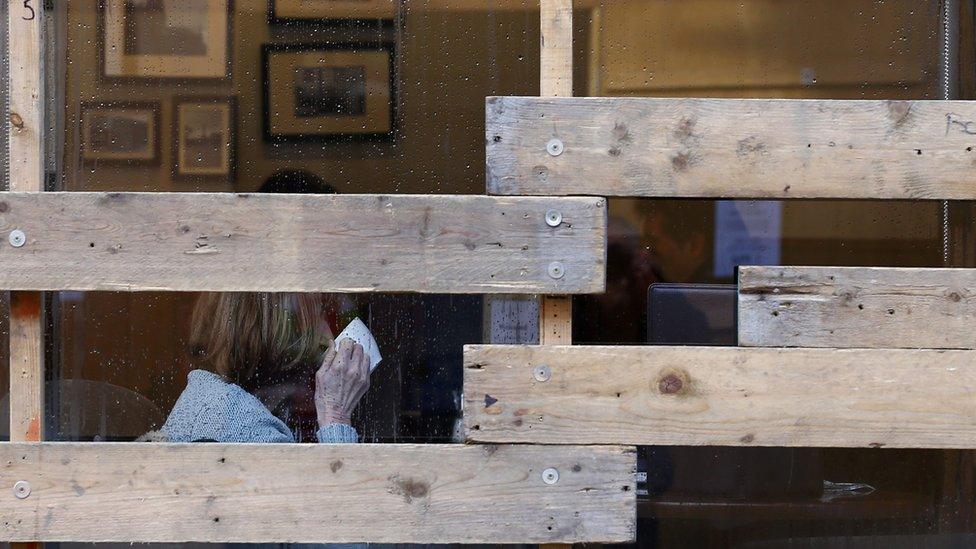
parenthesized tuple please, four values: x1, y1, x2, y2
(189, 293, 333, 391)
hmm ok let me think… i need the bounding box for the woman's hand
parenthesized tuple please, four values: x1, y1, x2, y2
(315, 339, 370, 427)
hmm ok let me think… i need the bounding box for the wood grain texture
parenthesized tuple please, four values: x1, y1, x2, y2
(8, 292, 43, 442)
(8, 0, 46, 454)
(486, 97, 976, 198)
(464, 345, 976, 448)
(540, 295, 572, 344)
(540, 0, 573, 97)
(9, 0, 44, 191)
(0, 443, 636, 544)
(538, 0, 575, 349)
(0, 192, 606, 293)
(738, 266, 976, 349)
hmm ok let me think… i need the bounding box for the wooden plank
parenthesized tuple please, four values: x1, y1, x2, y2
(8, 6, 46, 549)
(9, 0, 47, 454)
(738, 266, 976, 349)
(538, 0, 575, 347)
(540, 0, 573, 97)
(0, 192, 606, 294)
(9, 0, 44, 191)
(486, 97, 976, 199)
(0, 443, 636, 544)
(464, 344, 976, 448)
(540, 294, 572, 344)
(8, 292, 43, 442)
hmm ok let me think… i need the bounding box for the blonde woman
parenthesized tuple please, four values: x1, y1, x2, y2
(155, 293, 369, 443)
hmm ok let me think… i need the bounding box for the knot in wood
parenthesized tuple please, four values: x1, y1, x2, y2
(658, 374, 683, 395)
(9, 112, 24, 129)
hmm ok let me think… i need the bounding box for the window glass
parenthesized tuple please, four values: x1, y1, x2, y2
(46, 0, 540, 448)
(8, 0, 973, 546)
(575, 0, 975, 545)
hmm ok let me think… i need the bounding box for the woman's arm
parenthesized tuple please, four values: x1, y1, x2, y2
(314, 339, 370, 443)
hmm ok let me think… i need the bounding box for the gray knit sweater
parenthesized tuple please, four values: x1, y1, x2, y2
(162, 370, 357, 443)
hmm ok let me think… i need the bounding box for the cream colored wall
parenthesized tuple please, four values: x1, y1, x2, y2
(592, 0, 944, 250)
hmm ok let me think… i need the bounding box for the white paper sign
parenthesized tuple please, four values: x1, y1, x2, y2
(334, 318, 383, 373)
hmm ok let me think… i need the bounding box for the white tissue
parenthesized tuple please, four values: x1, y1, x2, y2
(334, 317, 383, 373)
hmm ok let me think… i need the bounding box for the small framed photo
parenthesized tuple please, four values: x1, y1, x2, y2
(173, 96, 237, 181)
(80, 101, 160, 164)
(102, 0, 232, 79)
(269, 0, 396, 24)
(262, 43, 395, 142)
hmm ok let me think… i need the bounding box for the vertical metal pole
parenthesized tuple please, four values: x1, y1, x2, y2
(942, 0, 958, 265)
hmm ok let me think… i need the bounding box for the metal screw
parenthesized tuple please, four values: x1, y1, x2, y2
(8, 229, 25, 248)
(546, 138, 564, 157)
(542, 468, 560, 485)
(545, 210, 562, 227)
(547, 262, 565, 280)
(533, 364, 552, 382)
(13, 480, 30, 499)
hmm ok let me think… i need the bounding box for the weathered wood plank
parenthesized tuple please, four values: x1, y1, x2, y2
(8, 292, 43, 442)
(537, 0, 575, 348)
(464, 345, 976, 448)
(540, 0, 573, 98)
(738, 266, 976, 349)
(8, 0, 47, 457)
(0, 192, 606, 293)
(486, 97, 976, 199)
(0, 443, 635, 544)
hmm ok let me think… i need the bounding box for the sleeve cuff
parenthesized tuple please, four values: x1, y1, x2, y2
(317, 423, 359, 443)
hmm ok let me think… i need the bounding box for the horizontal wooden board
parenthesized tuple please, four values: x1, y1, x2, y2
(464, 345, 976, 448)
(0, 192, 606, 293)
(739, 266, 976, 349)
(0, 442, 635, 544)
(486, 97, 976, 199)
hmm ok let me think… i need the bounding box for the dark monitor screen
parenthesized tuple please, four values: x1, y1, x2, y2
(647, 283, 736, 346)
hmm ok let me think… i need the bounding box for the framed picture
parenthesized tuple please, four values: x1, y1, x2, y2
(102, 0, 232, 79)
(262, 43, 395, 141)
(80, 101, 160, 164)
(269, 0, 396, 24)
(173, 96, 237, 181)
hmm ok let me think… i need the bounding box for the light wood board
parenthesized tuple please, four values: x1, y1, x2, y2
(540, 0, 573, 98)
(486, 97, 976, 198)
(738, 266, 976, 349)
(8, 0, 46, 452)
(537, 0, 575, 346)
(0, 192, 606, 293)
(464, 345, 976, 448)
(0, 443, 635, 544)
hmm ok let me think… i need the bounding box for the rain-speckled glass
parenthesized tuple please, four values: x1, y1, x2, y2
(575, 0, 976, 547)
(7, 0, 976, 547)
(43, 0, 542, 450)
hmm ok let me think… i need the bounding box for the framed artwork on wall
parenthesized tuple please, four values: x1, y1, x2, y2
(173, 96, 237, 181)
(269, 0, 396, 24)
(101, 0, 232, 79)
(80, 101, 160, 164)
(262, 43, 395, 142)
